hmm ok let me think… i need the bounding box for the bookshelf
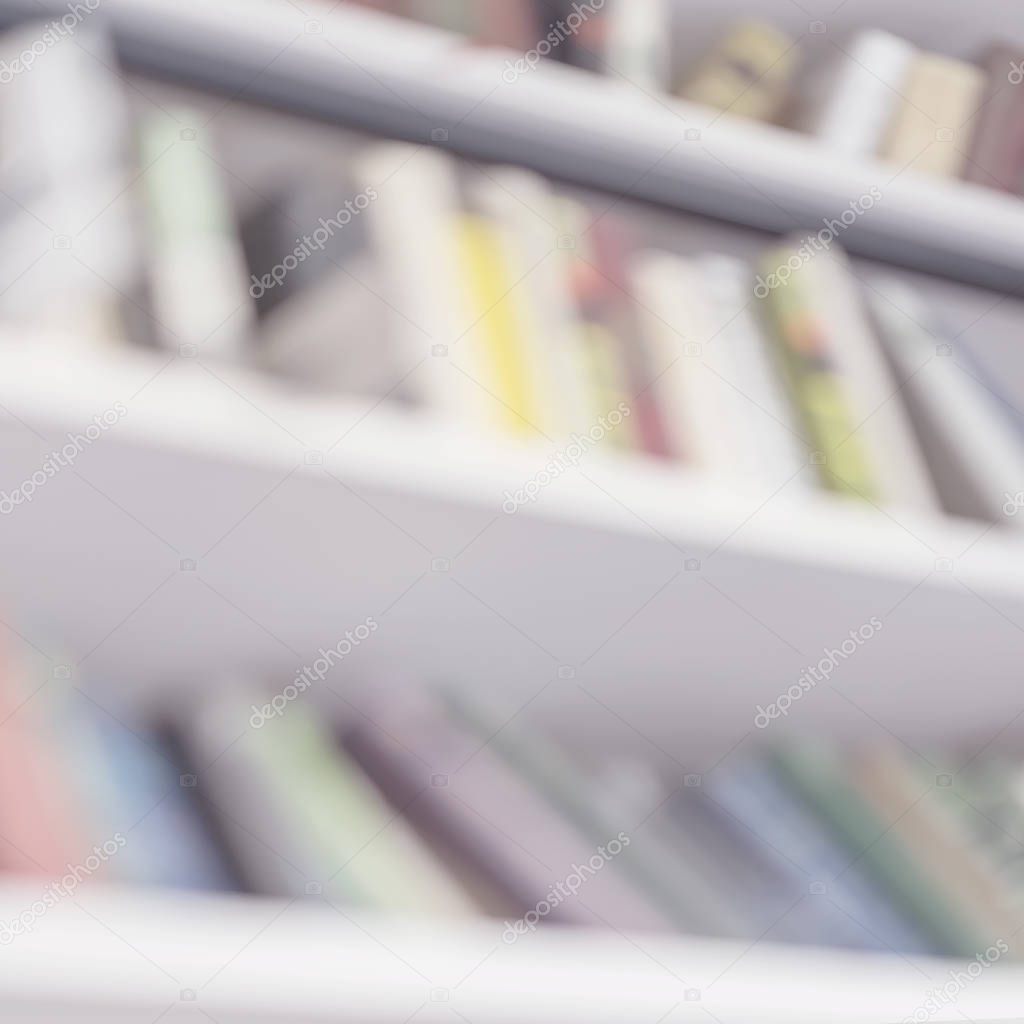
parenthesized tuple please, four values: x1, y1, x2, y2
(2, 341, 1024, 758)
(1, 0, 1024, 1019)
(7, 0, 1024, 292)
(2, 882, 1024, 1024)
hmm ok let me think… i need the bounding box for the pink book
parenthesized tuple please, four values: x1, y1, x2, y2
(0, 646, 83, 874)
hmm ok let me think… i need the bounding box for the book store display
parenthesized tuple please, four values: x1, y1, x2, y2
(3, 1, 1024, 1020)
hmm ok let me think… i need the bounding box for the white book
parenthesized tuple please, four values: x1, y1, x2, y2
(349, 143, 488, 425)
(629, 250, 737, 474)
(139, 111, 256, 359)
(184, 694, 309, 898)
(867, 278, 1024, 524)
(801, 250, 939, 512)
(794, 30, 915, 157)
(603, 0, 672, 94)
(0, 25, 136, 342)
(472, 169, 594, 443)
(879, 53, 986, 177)
(699, 254, 811, 490)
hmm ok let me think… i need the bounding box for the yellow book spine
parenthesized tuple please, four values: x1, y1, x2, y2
(457, 215, 536, 436)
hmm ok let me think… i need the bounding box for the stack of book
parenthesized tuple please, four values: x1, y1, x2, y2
(3, 638, 1024, 957)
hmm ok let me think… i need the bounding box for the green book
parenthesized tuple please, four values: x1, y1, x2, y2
(757, 249, 878, 499)
(249, 704, 473, 915)
(772, 746, 987, 956)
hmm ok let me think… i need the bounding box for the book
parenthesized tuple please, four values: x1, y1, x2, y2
(601, 0, 672, 93)
(0, 650, 84, 875)
(138, 110, 256, 358)
(473, 0, 540, 50)
(853, 746, 1021, 946)
(756, 247, 879, 499)
(443, 688, 736, 933)
(676, 21, 797, 122)
(772, 745, 986, 956)
(456, 208, 540, 436)
(0, 24, 135, 344)
(793, 30, 915, 158)
(879, 53, 985, 178)
(475, 168, 594, 443)
(593, 757, 756, 937)
(865, 277, 1024, 523)
(343, 699, 670, 931)
(963, 45, 1024, 191)
(630, 249, 742, 470)
(557, 200, 639, 449)
(708, 752, 933, 952)
(800, 250, 938, 512)
(80, 707, 236, 891)
(349, 144, 487, 423)
(588, 217, 671, 457)
(253, 702, 474, 915)
(699, 253, 812, 490)
(183, 694, 319, 898)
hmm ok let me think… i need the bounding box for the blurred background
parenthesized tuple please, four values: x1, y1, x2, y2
(2, 0, 1024, 1021)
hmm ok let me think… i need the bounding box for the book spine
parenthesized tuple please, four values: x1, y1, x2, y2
(756, 249, 878, 498)
(795, 30, 914, 157)
(139, 110, 255, 358)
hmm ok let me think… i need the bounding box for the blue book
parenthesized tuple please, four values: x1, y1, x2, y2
(709, 754, 936, 954)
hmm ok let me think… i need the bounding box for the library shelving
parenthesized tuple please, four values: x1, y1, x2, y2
(2, 0, 1024, 1020)
(2, 341, 1024, 756)
(4, 0, 1024, 290)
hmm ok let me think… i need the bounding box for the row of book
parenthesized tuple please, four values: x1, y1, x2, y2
(250, 141, 1024, 525)
(6, 20, 1024, 527)
(4, 642, 1024, 956)
(344, 1, 1024, 195)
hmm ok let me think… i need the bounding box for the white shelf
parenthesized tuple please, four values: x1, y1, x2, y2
(0, 881, 1022, 1023)
(23, 0, 1024, 292)
(1, 342, 1023, 754)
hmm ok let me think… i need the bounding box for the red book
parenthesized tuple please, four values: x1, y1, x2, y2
(0, 644, 83, 875)
(588, 217, 673, 457)
(963, 46, 1024, 192)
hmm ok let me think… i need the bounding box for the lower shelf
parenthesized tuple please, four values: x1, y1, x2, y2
(1, 882, 1022, 1023)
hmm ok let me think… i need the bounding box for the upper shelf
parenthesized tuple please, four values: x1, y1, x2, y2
(1, 341, 1023, 753)
(3, 0, 1024, 292)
